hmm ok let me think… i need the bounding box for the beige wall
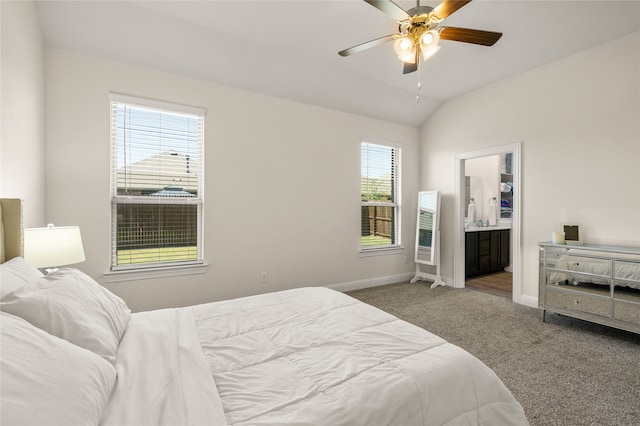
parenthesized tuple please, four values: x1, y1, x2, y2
(419, 31, 640, 300)
(6, 3, 637, 310)
(44, 48, 420, 311)
(0, 1, 46, 227)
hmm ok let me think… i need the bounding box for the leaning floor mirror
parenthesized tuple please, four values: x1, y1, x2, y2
(410, 191, 445, 288)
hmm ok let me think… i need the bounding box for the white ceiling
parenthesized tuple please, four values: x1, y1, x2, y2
(36, 0, 640, 127)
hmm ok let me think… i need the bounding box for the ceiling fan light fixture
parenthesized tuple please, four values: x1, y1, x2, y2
(399, 21, 410, 35)
(419, 29, 440, 61)
(401, 52, 417, 64)
(398, 47, 417, 64)
(421, 30, 439, 50)
(393, 37, 414, 57)
(421, 44, 441, 61)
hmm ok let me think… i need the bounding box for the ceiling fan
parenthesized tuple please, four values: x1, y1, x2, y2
(338, 0, 502, 75)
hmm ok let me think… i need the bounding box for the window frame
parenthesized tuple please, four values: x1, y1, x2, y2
(360, 138, 402, 254)
(106, 93, 206, 278)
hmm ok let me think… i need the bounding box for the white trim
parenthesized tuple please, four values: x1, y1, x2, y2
(361, 136, 403, 149)
(109, 95, 205, 271)
(519, 294, 538, 309)
(360, 139, 402, 251)
(359, 246, 404, 257)
(108, 92, 206, 116)
(454, 143, 524, 304)
(327, 272, 414, 293)
(113, 195, 201, 205)
(362, 201, 397, 207)
(104, 262, 208, 283)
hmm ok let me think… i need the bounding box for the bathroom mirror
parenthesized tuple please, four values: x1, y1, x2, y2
(464, 176, 482, 222)
(414, 191, 441, 265)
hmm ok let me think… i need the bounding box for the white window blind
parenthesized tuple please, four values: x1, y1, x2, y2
(109, 94, 205, 270)
(360, 141, 401, 249)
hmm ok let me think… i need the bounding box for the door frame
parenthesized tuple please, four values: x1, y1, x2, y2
(453, 143, 523, 304)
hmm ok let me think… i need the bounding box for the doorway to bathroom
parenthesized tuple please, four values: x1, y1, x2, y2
(453, 143, 522, 304)
(464, 153, 513, 298)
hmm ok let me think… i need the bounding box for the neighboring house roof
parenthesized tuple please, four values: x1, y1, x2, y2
(150, 186, 195, 197)
(117, 151, 198, 193)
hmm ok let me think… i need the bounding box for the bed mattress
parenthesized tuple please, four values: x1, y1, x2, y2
(101, 287, 528, 425)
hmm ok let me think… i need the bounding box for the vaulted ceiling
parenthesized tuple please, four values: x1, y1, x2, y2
(36, 1, 640, 127)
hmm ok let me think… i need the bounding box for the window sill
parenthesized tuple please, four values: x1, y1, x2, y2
(359, 246, 404, 257)
(103, 262, 208, 283)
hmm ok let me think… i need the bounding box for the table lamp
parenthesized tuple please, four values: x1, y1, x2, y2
(24, 224, 86, 273)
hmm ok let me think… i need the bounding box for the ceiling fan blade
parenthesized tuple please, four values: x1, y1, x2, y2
(402, 61, 418, 74)
(431, 0, 472, 21)
(338, 34, 396, 57)
(364, 0, 410, 21)
(439, 27, 502, 46)
(402, 49, 419, 74)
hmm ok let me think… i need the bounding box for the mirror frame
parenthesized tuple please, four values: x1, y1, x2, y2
(414, 190, 440, 266)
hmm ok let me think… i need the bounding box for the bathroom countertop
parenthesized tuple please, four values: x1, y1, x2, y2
(465, 224, 512, 232)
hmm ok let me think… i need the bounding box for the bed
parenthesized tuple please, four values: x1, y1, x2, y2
(0, 198, 528, 425)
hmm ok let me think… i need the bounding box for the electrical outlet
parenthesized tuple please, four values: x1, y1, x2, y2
(261, 272, 268, 283)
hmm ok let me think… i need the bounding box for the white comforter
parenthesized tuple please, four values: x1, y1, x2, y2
(102, 287, 528, 425)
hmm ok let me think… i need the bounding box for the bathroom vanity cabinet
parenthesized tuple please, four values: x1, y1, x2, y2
(465, 229, 510, 278)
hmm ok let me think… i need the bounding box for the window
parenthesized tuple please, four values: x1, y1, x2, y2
(109, 94, 205, 271)
(360, 140, 401, 250)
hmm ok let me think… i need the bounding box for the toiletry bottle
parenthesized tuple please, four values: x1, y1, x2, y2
(467, 199, 475, 222)
(488, 197, 497, 226)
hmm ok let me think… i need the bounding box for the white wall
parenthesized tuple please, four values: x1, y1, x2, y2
(0, 1, 46, 227)
(420, 31, 640, 300)
(44, 48, 419, 311)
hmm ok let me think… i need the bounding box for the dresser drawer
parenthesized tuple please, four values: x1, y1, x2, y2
(614, 300, 640, 325)
(539, 242, 640, 334)
(546, 286, 611, 317)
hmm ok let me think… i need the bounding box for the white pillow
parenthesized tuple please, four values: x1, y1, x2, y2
(0, 312, 116, 425)
(0, 256, 44, 299)
(0, 268, 130, 365)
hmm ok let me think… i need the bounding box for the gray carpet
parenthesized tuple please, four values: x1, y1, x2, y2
(347, 283, 640, 426)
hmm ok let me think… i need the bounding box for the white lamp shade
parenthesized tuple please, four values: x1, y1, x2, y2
(24, 225, 86, 268)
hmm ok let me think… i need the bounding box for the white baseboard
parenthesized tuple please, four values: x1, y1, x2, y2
(517, 294, 538, 308)
(436, 276, 454, 288)
(327, 272, 414, 293)
(327, 274, 538, 311)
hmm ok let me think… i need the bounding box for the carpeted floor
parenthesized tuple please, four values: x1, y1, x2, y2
(347, 282, 640, 426)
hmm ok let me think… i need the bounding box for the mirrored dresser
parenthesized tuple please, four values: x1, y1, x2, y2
(539, 242, 640, 334)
